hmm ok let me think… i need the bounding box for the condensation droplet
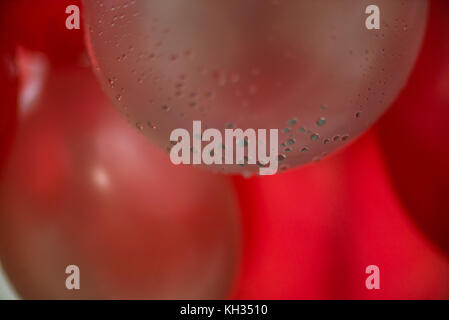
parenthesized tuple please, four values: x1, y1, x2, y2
(278, 154, 287, 161)
(316, 117, 327, 126)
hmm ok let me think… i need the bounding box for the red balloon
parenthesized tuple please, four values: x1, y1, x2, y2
(231, 131, 449, 299)
(0, 62, 240, 299)
(376, 0, 449, 254)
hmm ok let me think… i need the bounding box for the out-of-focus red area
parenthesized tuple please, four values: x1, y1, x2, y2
(231, 0, 449, 299)
(376, 0, 449, 254)
(232, 131, 449, 299)
(0, 4, 18, 175)
(2, 0, 84, 65)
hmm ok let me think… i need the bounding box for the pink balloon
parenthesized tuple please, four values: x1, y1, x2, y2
(84, 0, 428, 175)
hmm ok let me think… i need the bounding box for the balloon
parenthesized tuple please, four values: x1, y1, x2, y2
(231, 131, 449, 299)
(0, 62, 240, 299)
(376, 0, 449, 254)
(83, 0, 428, 175)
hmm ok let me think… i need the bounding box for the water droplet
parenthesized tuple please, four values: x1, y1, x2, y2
(108, 78, 115, 88)
(257, 161, 269, 168)
(147, 121, 156, 129)
(316, 117, 327, 127)
(136, 122, 144, 131)
(278, 154, 287, 161)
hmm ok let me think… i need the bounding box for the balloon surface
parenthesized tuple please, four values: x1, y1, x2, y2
(0, 5, 18, 174)
(0, 62, 240, 299)
(377, 0, 449, 254)
(84, 0, 428, 174)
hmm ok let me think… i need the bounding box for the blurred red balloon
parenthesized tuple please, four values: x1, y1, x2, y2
(376, 0, 449, 254)
(2, 0, 85, 65)
(0, 3, 18, 174)
(232, 131, 449, 299)
(0, 61, 240, 299)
